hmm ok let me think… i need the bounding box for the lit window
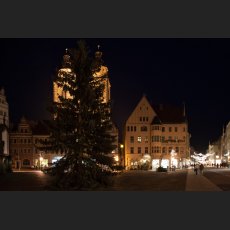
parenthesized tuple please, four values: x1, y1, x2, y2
(137, 136, 142, 143)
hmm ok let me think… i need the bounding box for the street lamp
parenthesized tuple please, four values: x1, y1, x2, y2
(120, 144, 124, 168)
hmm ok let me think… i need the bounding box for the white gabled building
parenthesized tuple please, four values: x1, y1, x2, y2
(124, 95, 190, 170)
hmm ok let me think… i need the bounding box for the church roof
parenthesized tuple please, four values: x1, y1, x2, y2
(152, 104, 186, 124)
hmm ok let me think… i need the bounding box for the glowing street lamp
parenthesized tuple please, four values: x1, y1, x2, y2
(120, 144, 124, 167)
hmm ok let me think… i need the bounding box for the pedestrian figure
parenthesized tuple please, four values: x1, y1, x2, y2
(199, 164, 204, 175)
(194, 164, 198, 175)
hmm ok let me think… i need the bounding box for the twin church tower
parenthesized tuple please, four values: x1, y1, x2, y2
(53, 46, 111, 104)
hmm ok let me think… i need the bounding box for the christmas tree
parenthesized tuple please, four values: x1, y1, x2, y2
(42, 40, 116, 190)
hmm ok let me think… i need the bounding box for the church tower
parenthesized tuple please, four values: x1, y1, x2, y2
(53, 46, 111, 104)
(53, 49, 75, 103)
(92, 45, 111, 104)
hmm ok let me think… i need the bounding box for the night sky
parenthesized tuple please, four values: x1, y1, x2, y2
(0, 38, 230, 153)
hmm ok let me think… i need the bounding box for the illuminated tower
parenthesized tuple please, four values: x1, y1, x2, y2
(92, 45, 111, 104)
(53, 48, 75, 103)
(53, 46, 111, 104)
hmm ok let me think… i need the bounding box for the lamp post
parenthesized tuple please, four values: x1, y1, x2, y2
(120, 144, 124, 168)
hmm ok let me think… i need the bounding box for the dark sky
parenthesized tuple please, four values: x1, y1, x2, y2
(0, 38, 230, 153)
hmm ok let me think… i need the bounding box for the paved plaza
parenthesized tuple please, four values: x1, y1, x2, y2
(1, 167, 230, 191)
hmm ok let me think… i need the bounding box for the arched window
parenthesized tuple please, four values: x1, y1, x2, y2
(23, 159, 30, 166)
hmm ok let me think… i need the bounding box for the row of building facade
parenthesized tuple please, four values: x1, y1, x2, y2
(1, 45, 191, 171)
(207, 123, 230, 165)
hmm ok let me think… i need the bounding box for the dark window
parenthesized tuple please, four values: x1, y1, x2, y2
(130, 136, 134, 143)
(138, 147, 141, 154)
(141, 126, 147, 132)
(23, 159, 30, 166)
(130, 147, 134, 154)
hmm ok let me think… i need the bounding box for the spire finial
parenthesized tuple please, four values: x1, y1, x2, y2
(183, 101, 186, 116)
(95, 45, 102, 59)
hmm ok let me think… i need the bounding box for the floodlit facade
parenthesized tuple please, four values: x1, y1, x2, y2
(9, 117, 62, 169)
(124, 95, 190, 170)
(207, 139, 221, 165)
(209, 123, 230, 165)
(0, 87, 10, 172)
(0, 88, 9, 156)
(53, 48, 111, 104)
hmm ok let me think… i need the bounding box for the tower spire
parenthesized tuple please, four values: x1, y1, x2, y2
(183, 102, 186, 117)
(95, 44, 102, 60)
(62, 48, 72, 69)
